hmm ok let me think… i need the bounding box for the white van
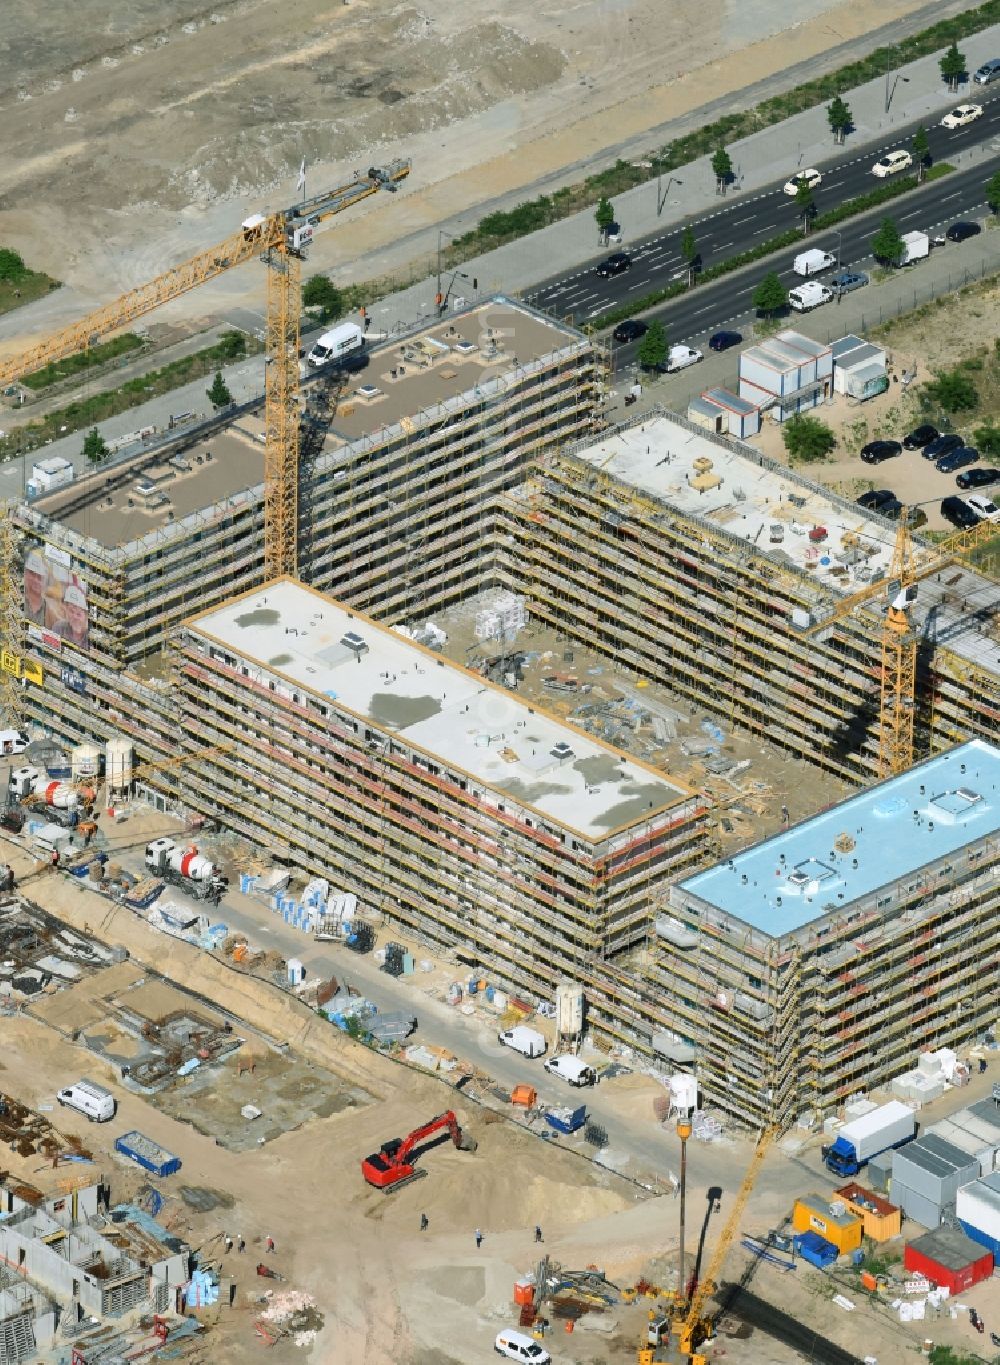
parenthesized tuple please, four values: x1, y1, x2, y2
(495, 1329, 551, 1363)
(498, 1025, 546, 1059)
(788, 282, 832, 313)
(793, 249, 835, 277)
(543, 1054, 598, 1087)
(57, 1080, 116, 1123)
(306, 322, 364, 368)
(0, 730, 29, 757)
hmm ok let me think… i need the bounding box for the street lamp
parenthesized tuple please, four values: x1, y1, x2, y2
(833, 230, 843, 296)
(436, 229, 456, 315)
(884, 48, 910, 114)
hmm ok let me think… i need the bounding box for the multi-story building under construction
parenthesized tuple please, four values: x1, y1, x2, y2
(12, 297, 605, 757)
(661, 738, 1000, 1124)
(170, 576, 710, 1017)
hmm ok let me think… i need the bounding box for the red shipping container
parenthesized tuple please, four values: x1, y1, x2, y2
(904, 1227, 993, 1294)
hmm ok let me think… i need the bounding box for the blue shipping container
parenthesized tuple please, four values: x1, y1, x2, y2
(959, 1219, 1000, 1259)
(114, 1130, 182, 1178)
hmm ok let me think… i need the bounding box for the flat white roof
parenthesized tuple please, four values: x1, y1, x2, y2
(571, 413, 899, 591)
(187, 579, 694, 842)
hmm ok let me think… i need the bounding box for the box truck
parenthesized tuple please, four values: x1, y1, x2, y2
(793, 249, 836, 277)
(900, 231, 930, 265)
(306, 322, 364, 368)
(823, 1100, 916, 1177)
(788, 282, 833, 312)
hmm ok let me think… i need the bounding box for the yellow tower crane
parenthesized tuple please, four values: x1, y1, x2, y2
(804, 511, 999, 778)
(0, 159, 410, 587)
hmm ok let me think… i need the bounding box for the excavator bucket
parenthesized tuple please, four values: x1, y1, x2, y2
(457, 1132, 477, 1153)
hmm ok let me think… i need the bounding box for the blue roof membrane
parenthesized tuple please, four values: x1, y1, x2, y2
(678, 740, 1000, 937)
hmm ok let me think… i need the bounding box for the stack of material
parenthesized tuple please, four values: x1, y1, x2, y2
(474, 590, 529, 641)
(692, 1111, 722, 1141)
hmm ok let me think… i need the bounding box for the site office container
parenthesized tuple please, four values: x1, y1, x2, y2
(904, 1228, 993, 1294)
(892, 1135, 980, 1209)
(957, 1173, 1000, 1258)
(834, 1184, 902, 1242)
(791, 1195, 863, 1254)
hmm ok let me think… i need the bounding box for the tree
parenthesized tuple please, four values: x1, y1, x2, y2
(302, 274, 343, 324)
(871, 217, 906, 266)
(912, 125, 930, 183)
(752, 271, 787, 317)
(207, 370, 233, 408)
(216, 330, 248, 361)
(595, 196, 615, 240)
(82, 427, 109, 467)
(637, 320, 668, 371)
(973, 419, 1000, 456)
(986, 169, 1000, 214)
(923, 369, 978, 413)
(827, 96, 852, 145)
(680, 226, 698, 286)
(782, 414, 836, 464)
(939, 41, 966, 93)
(794, 179, 816, 234)
(0, 249, 27, 283)
(711, 148, 733, 195)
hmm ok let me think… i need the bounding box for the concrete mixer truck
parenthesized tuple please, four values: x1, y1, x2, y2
(144, 838, 227, 903)
(7, 766, 81, 828)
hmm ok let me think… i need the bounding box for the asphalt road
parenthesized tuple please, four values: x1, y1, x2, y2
(524, 98, 1000, 342)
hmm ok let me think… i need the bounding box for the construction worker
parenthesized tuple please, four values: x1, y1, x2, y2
(238, 1235, 245, 1253)
(224, 1234, 233, 1253)
(419, 1213, 428, 1231)
(265, 1235, 275, 1254)
(475, 1228, 483, 1249)
(534, 1225, 543, 1244)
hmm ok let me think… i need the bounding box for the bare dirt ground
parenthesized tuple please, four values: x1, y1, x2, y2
(0, 0, 947, 350)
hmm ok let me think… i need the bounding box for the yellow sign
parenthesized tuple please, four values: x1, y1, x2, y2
(0, 652, 43, 685)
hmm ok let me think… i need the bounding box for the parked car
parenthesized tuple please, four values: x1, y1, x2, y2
(936, 445, 979, 473)
(902, 423, 939, 450)
(709, 329, 743, 352)
(830, 270, 869, 295)
(957, 466, 1000, 489)
(860, 440, 902, 464)
(923, 433, 964, 460)
(973, 57, 1000, 85)
(941, 496, 981, 528)
(596, 252, 631, 277)
(856, 488, 896, 510)
(946, 221, 982, 243)
(612, 318, 648, 343)
(964, 493, 1000, 523)
(495, 1330, 551, 1363)
(783, 169, 822, 196)
(871, 150, 913, 178)
(661, 344, 704, 373)
(941, 103, 983, 128)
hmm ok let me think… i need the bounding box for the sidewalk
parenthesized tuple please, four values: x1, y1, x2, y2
(354, 22, 1000, 333)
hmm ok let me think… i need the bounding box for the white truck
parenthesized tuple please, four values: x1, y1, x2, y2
(498, 1025, 547, 1058)
(788, 281, 833, 312)
(793, 248, 836, 277)
(662, 344, 703, 374)
(145, 837, 227, 902)
(900, 230, 930, 265)
(823, 1099, 916, 1177)
(306, 322, 365, 368)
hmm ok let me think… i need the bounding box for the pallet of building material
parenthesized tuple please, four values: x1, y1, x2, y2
(123, 877, 164, 910)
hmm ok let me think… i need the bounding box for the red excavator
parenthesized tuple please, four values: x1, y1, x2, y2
(361, 1110, 477, 1190)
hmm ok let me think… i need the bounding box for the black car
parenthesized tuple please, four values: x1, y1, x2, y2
(941, 496, 981, 528)
(902, 423, 939, 450)
(936, 445, 979, 473)
(946, 221, 982, 242)
(856, 488, 896, 510)
(922, 432, 964, 460)
(596, 252, 632, 277)
(612, 319, 648, 344)
(709, 330, 743, 352)
(879, 498, 906, 520)
(860, 440, 902, 464)
(957, 466, 1000, 489)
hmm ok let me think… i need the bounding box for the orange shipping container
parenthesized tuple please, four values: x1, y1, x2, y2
(511, 1084, 537, 1108)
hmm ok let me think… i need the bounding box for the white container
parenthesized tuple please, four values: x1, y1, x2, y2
(71, 743, 101, 781)
(556, 981, 584, 1035)
(957, 1172, 1000, 1243)
(287, 958, 304, 986)
(105, 737, 134, 794)
(669, 1072, 698, 1113)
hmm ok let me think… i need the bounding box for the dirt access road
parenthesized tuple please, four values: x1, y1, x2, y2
(0, 0, 952, 352)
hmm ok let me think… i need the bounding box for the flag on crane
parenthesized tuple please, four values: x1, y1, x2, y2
(296, 159, 307, 195)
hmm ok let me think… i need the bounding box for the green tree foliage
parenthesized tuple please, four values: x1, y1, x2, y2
(216, 330, 248, 361)
(923, 368, 978, 412)
(871, 217, 906, 265)
(973, 419, 1000, 456)
(637, 320, 668, 371)
(0, 249, 27, 283)
(680, 226, 698, 285)
(986, 169, 1000, 213)
(912, 126, 931, 182)
(82, 427, 109, 466)
(827, 96, 852, 144)
(711, 148, 733, 194)
(795, 179, 816, 233)
(782, 414, 836, 463)
(939, 41, 966, 92)
(207, 370, 233, 407)
(595, 196, 615, 236)
(302, 275, 344, 324)
(752, 271, 787, 317)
